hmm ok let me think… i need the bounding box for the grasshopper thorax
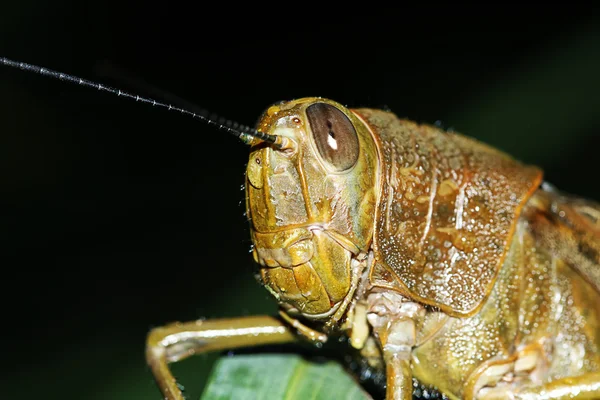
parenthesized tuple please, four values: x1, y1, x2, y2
(246, 98, 380, 320)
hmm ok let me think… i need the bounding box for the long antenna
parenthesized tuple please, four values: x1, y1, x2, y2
(0, 57, 280, 147)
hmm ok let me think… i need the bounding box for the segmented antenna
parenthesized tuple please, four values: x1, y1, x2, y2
(0, 57, 280, 146)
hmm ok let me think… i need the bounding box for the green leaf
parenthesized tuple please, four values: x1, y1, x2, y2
(200, 353, 372, 400)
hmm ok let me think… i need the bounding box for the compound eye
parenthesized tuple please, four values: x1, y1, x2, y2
(306, 103, 359, 171)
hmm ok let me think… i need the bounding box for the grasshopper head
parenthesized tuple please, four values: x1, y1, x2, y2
(245, 98, 379, 320)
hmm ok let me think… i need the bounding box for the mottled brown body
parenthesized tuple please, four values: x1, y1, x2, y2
(354, 107, 600, 399)
(410, 190, 600, 399)
(359, 108, 542, 316)
(146, 98, 600, 400)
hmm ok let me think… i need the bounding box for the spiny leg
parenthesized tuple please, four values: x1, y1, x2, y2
(146, 315, 296, 400)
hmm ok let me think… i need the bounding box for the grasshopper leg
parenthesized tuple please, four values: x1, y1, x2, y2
(384, 354, 413, 400)
(476, 372, 600, 399)
(146, 315, 296, 400)
(366, 292, 424, 400)
(513, 372, 600, 400)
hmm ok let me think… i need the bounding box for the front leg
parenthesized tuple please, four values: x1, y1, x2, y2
(366, 291, 425, 400)
(384, 346, 413, 400)
(146, 315, 297, 400)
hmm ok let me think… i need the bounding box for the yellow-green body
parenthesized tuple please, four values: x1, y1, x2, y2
(245, 98, 600, 399)
(147, 97, 600, 400)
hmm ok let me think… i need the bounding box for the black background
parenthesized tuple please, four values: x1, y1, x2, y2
(1, 3, 599, 399)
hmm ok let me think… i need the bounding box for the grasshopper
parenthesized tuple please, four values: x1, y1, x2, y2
(3, 58, 599, 400)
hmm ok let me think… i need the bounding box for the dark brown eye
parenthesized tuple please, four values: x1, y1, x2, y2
(305, 103, 359, 171)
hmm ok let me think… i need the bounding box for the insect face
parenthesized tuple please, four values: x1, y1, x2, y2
(246, 98, 380, 320)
